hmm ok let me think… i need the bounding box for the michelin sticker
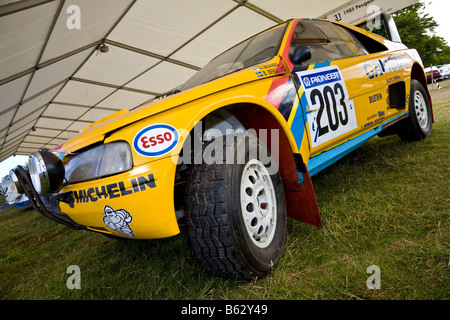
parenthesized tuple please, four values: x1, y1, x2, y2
(103, 205, 134, 238)
(297, 66, 357, 148)
(133, 124, 179, 157)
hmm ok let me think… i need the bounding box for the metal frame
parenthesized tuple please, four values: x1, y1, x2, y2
(1, 0, 358, 161)
(12, 165, 85, 229)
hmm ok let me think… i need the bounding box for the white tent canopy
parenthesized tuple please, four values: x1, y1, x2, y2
(0, 0, 414, 162)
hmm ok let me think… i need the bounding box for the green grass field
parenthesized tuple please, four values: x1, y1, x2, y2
(0, 88, 448, 300)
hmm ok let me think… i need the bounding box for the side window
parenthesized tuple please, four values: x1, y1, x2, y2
(357, 21, 389, 40)
(289, 20, 368, 67)
(350, 24, 389, 53)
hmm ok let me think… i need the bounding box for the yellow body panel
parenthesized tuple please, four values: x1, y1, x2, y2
(58, 61, 299, 239)
(59, 156, 179, 239)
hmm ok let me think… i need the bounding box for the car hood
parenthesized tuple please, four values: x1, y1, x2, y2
(60, 57, 284, 153)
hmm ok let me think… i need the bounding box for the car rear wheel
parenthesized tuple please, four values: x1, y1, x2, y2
(397, 80, 432, 141)
(184, 132, 286, 280)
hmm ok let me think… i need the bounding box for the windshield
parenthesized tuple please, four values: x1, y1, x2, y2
(181, 23, 286, 91)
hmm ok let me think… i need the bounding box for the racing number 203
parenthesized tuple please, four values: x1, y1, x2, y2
(311, 82, 349, 138)
(298, 65, 358, 148)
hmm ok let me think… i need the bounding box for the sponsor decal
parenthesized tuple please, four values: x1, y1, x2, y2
(252, 61, 286, 78)
(367, 113, 377, 121)
(252, 68, 265, 78)
(133, 124, 179, 157)
(386, 75, 401, 84)
(369, 93, 382, 103)
(299, 69, 342, 89)
(362, 111, 386, 128)
(51, 143, 66, 159)
(374, 115, 385, 124)
(363, 120, 374, 128)
(296, 65, 357, 148)
(363, 56, 404, 80)
(103, 205, 134, 238)
(70, 174, 156, 205)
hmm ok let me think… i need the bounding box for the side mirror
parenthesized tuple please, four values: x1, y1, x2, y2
(292, 45, 311, 65)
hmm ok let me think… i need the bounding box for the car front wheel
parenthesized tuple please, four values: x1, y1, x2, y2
(184, 132, 286, 280)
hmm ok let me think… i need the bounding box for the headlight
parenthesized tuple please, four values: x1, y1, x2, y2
(9, 168, 23, 194)
(64, 141, 132, 183)
(28, 151, 65, 194)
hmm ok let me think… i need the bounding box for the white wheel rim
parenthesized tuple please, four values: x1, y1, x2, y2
(414, 90, 428, 129)
(240, 159, 277, 248)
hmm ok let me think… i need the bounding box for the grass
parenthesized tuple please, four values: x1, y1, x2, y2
(428, 78, 450, 91)
(0, 89, 448, 300)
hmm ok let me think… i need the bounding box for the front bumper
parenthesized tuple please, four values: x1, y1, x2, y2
(13, 156, 180, 239)
(12, 165, 85, 230)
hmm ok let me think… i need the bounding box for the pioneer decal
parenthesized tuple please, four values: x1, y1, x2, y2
(103, 205, 134, 238)
(133, 124, 179, 157)
(300, 68, 342, 89)
(71, 174, 156, 204)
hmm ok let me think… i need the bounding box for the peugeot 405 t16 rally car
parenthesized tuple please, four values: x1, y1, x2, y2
(11, 14, 433, 280)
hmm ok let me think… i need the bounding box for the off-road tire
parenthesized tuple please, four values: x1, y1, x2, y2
(397, 80, 432, 141)
(184, 133, 286, 280)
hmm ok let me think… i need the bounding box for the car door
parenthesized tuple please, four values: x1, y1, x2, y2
(287, 19, 388, 157)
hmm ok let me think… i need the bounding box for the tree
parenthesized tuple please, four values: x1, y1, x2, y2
(392, 2, 450, 66)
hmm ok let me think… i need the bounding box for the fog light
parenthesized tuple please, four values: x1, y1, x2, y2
(9, 168, 23, 194)
(28, 151, 65, 194)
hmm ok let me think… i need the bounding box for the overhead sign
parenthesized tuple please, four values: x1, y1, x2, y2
(324, 0, 418, 25)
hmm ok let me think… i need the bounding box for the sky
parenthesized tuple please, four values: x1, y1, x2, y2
(423, 0, 450, 44)
(0, 0, 448, 179)
(0, 155, 27, 180)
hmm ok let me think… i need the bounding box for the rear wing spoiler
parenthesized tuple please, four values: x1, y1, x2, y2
(356, 13, 402, 43)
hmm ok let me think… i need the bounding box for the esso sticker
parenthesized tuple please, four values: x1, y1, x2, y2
(133, 124, 179, 157)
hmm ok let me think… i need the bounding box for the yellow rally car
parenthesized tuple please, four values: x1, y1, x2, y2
(11, 14, 433, 280)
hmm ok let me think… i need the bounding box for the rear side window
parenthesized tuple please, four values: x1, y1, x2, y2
(289, 20, 368, 66)
(351, 23, 389, 53)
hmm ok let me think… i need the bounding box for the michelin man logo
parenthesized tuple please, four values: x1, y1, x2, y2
(102, 205, 134, 238)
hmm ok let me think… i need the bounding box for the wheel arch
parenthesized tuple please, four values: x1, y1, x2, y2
(176, 101, 322, 227)
(411, 62, 434, 123)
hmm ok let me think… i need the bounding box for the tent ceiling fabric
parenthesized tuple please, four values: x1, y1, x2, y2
(0, 0, 356, 162)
